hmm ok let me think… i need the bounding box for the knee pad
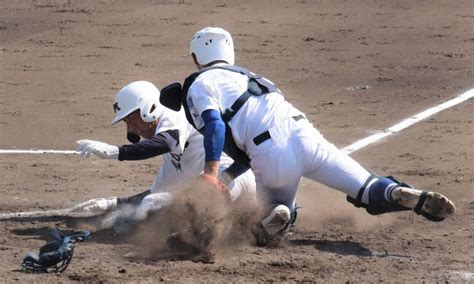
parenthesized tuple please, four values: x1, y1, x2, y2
(347, 175, 411, 215)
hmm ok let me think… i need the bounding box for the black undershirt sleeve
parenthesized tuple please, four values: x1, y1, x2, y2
(118, 129, 180, 161)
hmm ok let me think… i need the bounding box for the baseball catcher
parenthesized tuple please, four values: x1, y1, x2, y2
(159, 26, 455, 246)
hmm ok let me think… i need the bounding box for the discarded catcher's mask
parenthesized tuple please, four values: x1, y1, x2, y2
(21, 228, 91, 273)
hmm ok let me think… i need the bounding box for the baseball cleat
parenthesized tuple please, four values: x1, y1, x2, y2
(391, 187, 456, 222)
(252, 204, 291, 247)
(261, 204, 291, 235)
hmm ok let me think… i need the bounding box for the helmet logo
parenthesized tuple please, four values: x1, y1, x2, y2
(113, 102, 121, 113)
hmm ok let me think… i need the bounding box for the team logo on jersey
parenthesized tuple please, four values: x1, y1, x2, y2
(170, 152, 183, 171)
(169, 141, 191, 171)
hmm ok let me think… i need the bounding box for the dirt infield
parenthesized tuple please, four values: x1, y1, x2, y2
(1, 0, 473, 282)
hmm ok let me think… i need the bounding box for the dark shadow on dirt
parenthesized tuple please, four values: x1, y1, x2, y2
(122, 249, 215, 264)
(9, 226, 67, 240)
(88, 228, 131, 244)
(289, 239, 373, 256)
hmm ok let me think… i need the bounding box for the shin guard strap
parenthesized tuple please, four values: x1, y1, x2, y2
(414, 191, 428, 214)
(346, 174, 376, 208)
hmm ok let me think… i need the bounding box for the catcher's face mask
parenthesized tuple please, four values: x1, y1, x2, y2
(21, 229, 91, 274)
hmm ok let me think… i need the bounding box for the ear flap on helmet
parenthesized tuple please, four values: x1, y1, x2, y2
(160, 82, 183, 112)
(140, 99, 161, 123)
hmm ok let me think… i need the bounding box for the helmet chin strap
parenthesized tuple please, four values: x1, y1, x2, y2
(150, 118, 159, 133)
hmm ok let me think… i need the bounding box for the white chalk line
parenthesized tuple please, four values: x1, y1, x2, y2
(341, 88, 474, 154)
(0, 89, 472, 156)
(0, 149, 79, 154)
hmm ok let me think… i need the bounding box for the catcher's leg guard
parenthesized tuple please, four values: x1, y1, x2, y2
(289, 206, 298, 228)
(347, 176, 455, 221)
(365, 176, 412, 215)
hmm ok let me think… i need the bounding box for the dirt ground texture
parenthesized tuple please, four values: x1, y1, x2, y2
(1, 0, 473, 282)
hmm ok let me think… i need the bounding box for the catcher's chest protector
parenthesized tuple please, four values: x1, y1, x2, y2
(181, 65, 280, 168)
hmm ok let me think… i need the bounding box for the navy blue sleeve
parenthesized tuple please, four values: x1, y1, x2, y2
(118, 129, 179, 161)
(222, 162, 249, 179)
(117, 190, 150, 205)
(202, 109, 225, 162)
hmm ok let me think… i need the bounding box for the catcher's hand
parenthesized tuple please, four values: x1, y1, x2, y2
(76, 139, 119, 159)
(199, 174, 229, 195)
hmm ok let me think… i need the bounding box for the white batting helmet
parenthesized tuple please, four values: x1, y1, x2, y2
(190, 27, 234, 66)
(111, 81, 162, 125)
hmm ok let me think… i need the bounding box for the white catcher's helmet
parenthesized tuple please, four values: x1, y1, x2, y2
(111, 81, 162, 125)
(190, 27, 234, 65)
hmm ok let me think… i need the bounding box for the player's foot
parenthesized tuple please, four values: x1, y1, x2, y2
(262, 204, 291, 235)
(391, 187, 455, 221)
(252, 204, 291, 247)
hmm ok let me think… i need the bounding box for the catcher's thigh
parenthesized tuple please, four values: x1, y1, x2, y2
(302, 137, 372, 203)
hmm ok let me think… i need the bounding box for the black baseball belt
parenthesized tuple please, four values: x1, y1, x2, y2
(253, 115, 306, 146)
